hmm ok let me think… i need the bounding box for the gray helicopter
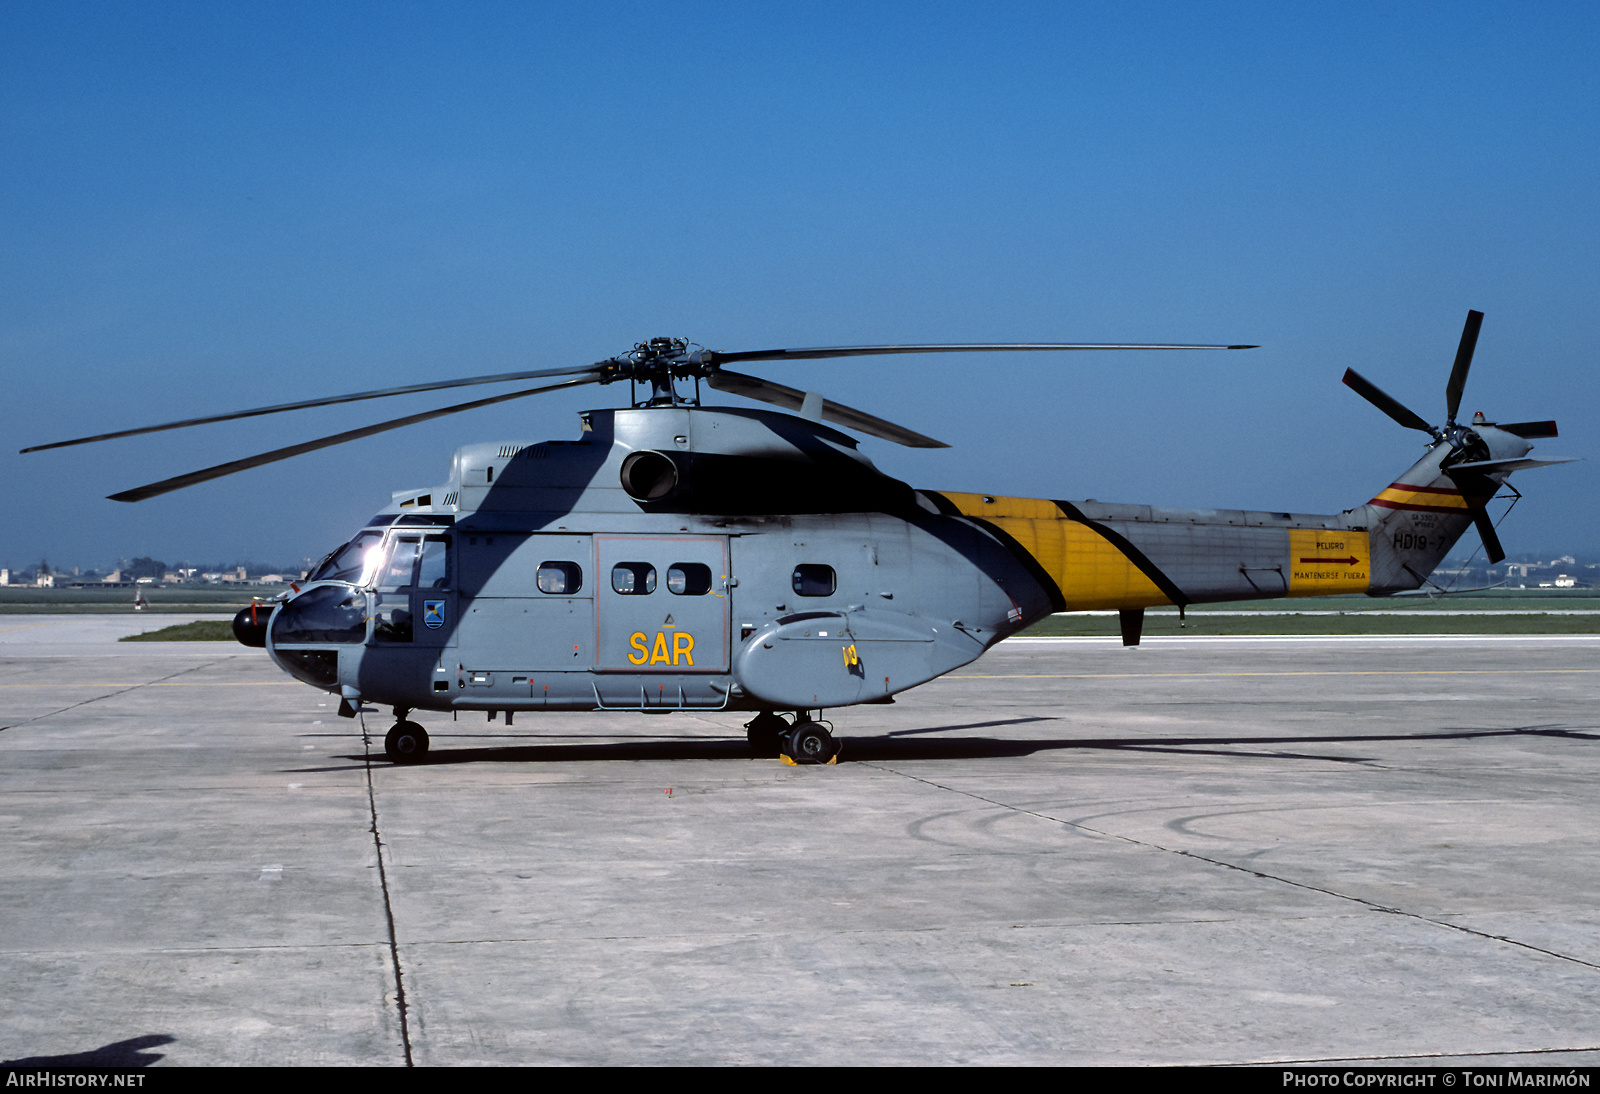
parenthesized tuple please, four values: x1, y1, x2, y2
(23, 313, 1566, 765)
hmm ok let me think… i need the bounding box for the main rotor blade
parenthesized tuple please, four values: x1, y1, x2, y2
(709, 342, 1256, 365)
(705, 369, 948, 448)
(1342, 369, 1438, 436)
(23, 363, 603, 454)
(1445, 310, 1484, 424)
(107, 377, 598, 502)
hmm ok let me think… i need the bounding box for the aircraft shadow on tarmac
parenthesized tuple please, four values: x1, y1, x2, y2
(1, 1034, 173, 1068)
(289, 718, 1600, 771)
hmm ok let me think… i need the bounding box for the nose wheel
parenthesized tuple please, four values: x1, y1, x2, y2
(384, 721, 430, 764)
(784, 718, 838, 765)
(746, 712, 839, 763)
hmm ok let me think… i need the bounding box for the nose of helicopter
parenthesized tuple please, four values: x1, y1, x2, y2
(268, 582, 368, 646)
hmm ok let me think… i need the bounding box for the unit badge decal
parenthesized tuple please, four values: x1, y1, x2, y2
(423, 600, 446, 629)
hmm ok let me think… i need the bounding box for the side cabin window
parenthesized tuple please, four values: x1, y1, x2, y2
(792, 564, 836, 597)
(537, 561, 583, 595)
(668, 563, 713, 596)
(611, 562, 656, 595)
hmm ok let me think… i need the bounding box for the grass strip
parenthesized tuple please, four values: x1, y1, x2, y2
(120, 620, 238, 642)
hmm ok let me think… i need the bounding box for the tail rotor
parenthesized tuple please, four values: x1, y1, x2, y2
(1342, 310, 1567, 567)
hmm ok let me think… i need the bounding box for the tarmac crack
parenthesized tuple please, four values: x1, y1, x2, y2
(865, 761, 1600, 975)
(0, 657, 236, 733)
(359, 711, 415, 1067)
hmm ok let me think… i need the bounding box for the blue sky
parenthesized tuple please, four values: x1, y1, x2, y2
(3, 2, 1596, 571)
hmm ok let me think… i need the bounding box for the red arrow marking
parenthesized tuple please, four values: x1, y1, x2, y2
(1300, 556, 1359, 565)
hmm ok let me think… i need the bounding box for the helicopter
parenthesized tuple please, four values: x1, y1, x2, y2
(22, 312, 1567, 765)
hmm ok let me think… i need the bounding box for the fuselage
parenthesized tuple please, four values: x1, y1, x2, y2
(259, 404, 1526, 718)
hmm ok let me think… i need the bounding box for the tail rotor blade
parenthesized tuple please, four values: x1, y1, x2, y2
(1445, 310, 1484, 425)
(1342, 369, 1438, 436)
(1468, 505, 1506, 565)
(1498, 420, 1558, 439)
(1444, 466, 1507, 565)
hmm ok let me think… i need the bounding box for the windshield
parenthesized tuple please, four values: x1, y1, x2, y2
(308, 530, 384, 584)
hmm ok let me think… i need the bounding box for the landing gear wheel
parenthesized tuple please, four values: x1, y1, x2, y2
(384, 721, 430, 764)
(785, 721, 837, 765)
(745, 712, 787, 758)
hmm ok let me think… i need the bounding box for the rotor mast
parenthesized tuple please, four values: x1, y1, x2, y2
(599, 337, 704, 408)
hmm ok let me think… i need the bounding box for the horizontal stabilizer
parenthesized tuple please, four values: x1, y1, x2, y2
(1447, 457, 1579, 473)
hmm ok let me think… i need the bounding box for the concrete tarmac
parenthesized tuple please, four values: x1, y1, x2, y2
(2, 617, 1598, 1066)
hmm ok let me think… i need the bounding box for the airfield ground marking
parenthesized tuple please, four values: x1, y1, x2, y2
(863, 764, 1600, 978)
(949, 668, 1600, 680)
(357, 709, 415, 1068)
(0, 620, 77, 633)
(0, 681, 299, 688)
(0, 656, 242, 733)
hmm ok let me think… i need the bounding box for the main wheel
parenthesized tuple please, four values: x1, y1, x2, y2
(745, 712, 787, 758)
(785, 721, 836, 765)
(384, 721, 430, 764)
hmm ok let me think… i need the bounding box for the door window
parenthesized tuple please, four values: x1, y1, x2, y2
(611, 562, 657, 595)
(667, 563, 713, 596)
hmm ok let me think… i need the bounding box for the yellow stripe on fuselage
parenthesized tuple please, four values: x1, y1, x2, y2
(1370, 483, 1471, 512)
(936, 492, 1172, 610)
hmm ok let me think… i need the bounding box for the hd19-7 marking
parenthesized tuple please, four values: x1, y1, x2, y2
(628, 630, 696, 666)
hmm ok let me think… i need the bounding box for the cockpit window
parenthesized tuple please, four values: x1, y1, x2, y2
(417, 536, 450, 589)
(309, 531, 383, 583)
(381, 537, 422, 588)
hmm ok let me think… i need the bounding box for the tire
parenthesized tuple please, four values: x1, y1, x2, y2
(384, 721, 430, 764)
(786, 722, 835, 765)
